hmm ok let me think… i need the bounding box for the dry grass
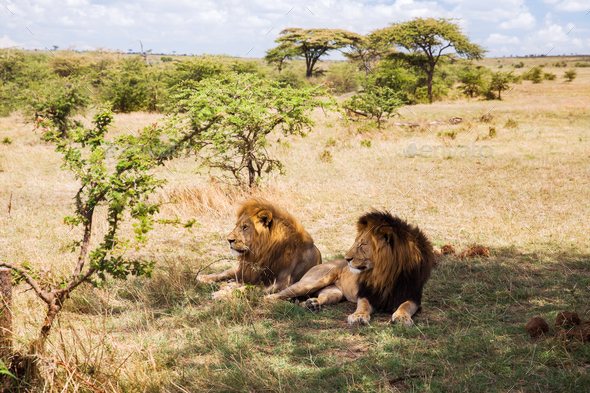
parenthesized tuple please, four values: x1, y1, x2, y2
(1, 57, 589, 392)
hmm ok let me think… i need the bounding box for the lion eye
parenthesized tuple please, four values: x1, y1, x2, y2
(243, 226, 248, 230)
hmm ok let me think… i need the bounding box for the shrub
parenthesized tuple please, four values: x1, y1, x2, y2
(526, 67, 543, 84)
(543, 72, 556, 81)
(100, 56, 150, 113)
(564, 69, 577, 82)
(325, 62, 360, 94)
(343, 86, 403, 129)
(360, 140, 372, 148)
(27, 78, 90, 137)
(458, 67, 485, 98)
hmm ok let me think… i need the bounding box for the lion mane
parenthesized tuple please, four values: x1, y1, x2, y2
(354, 211, 435, 314)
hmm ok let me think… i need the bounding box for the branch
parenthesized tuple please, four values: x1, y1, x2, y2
(0, 262, 52, 304)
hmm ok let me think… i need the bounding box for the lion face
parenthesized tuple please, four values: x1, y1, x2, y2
(227, 215, 254, 257)
(344, 232, 375, 274)
(227, 209, 273, 257)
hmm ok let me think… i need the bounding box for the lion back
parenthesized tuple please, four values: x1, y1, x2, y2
(356, 211, 435, 313)
(238, 198, 320, 285)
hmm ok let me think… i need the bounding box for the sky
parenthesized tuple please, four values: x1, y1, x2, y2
(0, 0, 589, 58)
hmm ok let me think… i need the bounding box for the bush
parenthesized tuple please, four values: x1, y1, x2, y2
(343, 86, 403, 128)
(513, 61, 525, 69)
(564, 69, 577, 82)
(100, 57, 151, 113)
(543, 72, 556, 81)
(27, 78, 90, 137)
(574, 62, 590, 67)
(325, 62, 360, 94)
(458, 67, 485, 98)
(525, 67, 543, 84)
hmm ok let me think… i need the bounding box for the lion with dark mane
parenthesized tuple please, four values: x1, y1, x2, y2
(198, 198, 321, 299)
(267, 211, 435, 326)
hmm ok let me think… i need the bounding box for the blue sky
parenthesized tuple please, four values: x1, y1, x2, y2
(1, 1, 588, 58)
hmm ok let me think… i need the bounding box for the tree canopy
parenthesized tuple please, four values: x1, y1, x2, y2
(373, 18, 486, 103)
(268, 28, 360, 78)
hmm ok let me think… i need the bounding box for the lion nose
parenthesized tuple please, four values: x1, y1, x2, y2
(228, 239, 235, 244)
(345, 257, 353, 263)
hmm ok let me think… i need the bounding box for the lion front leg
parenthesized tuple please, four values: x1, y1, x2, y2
(305, 285, 344, 312)
(197, 265, 239, 284)
(347, 297, 374, 325)
(391, 300, 419, 327)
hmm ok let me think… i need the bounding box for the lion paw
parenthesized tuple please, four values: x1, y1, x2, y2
(197, 274, 217, 284)
(391, 310, 414, 327)
(264, 293, 285, 302)
(211, 289, 232, 301)
(305, 298, 321, 312)
(347, 311, 371, 325)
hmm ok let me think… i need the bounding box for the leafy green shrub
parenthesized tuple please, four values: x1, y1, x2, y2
(489, 126, 497, 138)
(574, 62, 590, 67)
(360, 140, 372, 148)
(343, 86, 403, 128)
(168, 73, 336, 187)
(513, 61, 525, 69)
(525, 67, 543, 84)
(458, 67, 485, 98)
(27, 78, 90, 137)
(100, 57, 151, 113)
(325, 62, 359, 94)
(168, 55, 225, 87)
(564, 69, 577, 82)
(543, 72, 556, 81)
(2, 137, 12, 144)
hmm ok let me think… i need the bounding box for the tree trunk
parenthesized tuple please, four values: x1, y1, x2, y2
(498, 89, 501, 100)
(0, 268, 12, 363)
(248, 160, 256, 188)
(427, 72, 434, 104)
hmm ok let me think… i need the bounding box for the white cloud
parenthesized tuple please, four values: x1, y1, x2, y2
(0, 35, 21, 48)
(499, 12, 536, 29)
(555, 1, 590, 12)
(486, 33, 520, 44)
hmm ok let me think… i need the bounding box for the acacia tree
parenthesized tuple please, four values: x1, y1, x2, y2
(490, 71, 513, 100)
(373, 18, 486, 103)
(268, 28, 359, 78)
(264, 43, 297, 73)
(342, 33, 393, 79)
(169, 73, 336, 187)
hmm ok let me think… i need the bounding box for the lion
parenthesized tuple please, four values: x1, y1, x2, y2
(267, 211, 435, 327)
(197, 198, 322, 299)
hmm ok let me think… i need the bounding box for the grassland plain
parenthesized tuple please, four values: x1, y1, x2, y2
(0, 58, 589, 392)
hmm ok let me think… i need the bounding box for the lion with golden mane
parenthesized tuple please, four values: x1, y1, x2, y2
(267, 211, 435, 326)
(198, 198, 321, 298)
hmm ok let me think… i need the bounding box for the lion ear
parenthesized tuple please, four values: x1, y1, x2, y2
(256, 210, 273, 228)
(377, 226, 394, 243)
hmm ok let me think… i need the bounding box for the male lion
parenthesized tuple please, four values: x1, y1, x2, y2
(267, 211, 435, 327)
(198, 198, 321, 298)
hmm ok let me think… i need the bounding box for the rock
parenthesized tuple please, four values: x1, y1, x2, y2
(463, 246, 490, 258)
(448, 117, 463, 124)
(555, 311, 581, 328)
(441, 244, 455, 255)
(526, 317, 549, 338)
(565, 327, 589, 343)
